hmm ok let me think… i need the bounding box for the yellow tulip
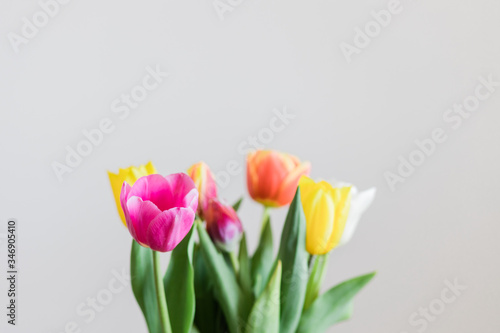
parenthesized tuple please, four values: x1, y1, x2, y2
(107, 161, 157, 225)
(299, 176, 351, 255)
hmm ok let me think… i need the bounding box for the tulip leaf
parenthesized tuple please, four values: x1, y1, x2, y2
(130, 240, 161, 333)
(245, 261, 282, 333)
(277, 188, 309, 333)
(164, 226, 196, 333)
(193, 244, 224, 333)
(196, 222, 246, 333)
(238, 233, 254, 299)
(296, 272, 376, 333)
(250, 213, 273, 298)
(232, 197, 244, 212)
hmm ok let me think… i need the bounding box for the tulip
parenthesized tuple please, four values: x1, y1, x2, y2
(299, 176, 351, 255)
(108, 161, 157, 225)
(204, 199, 243, 252)
(120, 173, 198, 252)
(247, 150, 311, 207)
(187, 162, 218, 218)
(329, 181, 376, 246)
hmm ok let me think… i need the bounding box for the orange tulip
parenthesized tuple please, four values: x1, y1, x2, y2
(247, 150, 311, 207)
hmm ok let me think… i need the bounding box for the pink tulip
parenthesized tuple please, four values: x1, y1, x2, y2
(120, 173, 198, 252)
(205, 199, 243, 252)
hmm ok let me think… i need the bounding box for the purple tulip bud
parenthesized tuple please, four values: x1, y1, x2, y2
(205, 199, 243, 252)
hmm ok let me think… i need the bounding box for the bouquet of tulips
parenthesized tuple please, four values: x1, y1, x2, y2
(107, 150, 376, 333)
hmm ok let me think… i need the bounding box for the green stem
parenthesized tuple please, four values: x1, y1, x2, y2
(303, 253, 329, 310)
(152, 250, 172, 333)
(260, 206, 271, 235)
(229, 251, 239, 274)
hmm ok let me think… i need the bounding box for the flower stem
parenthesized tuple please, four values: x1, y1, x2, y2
(303, 253, 329, 310)
(260, 206, 271, 235)
(229, 251, 239, 275)
(152, 250, 172, 333)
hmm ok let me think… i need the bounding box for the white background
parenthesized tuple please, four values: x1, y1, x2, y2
(1, 0, 500, 332)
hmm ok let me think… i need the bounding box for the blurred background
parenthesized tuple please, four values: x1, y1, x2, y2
(1, 0, 499, 332)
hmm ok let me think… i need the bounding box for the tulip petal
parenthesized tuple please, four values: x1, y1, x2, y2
(255, 152, 288, 202)
(299, 176, 316, 203)
(109, 173, 127, 225)
(120, 182, 132, 225)
(162, 173, 197, 209)
(126, 196, 162, 245)
(147, 207, 195, 252)
(145, 161, 158, 174)
(163, 173, 199, 212)
(277, 161, 311, 206)
(128, 174, 170, 210)
(304, 187, 335, 255)
(247, 156, 259, 199)
(325, 187, 351, 249)
(247, 151, 273, 201)
(128, 174, 198, 212)
(339, 187, 376, 245)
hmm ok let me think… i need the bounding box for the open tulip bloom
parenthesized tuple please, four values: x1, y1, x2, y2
(108, 153, 376, 333)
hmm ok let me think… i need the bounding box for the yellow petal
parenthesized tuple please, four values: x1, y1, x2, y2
(299, 175, 316, 203)
(108, 161, 157, 226)
(303, 186, 335, 255)
(145, 161, 157, 174)
(325, 186, 351, 250)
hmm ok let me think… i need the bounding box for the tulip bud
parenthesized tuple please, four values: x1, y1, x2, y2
(187, 162, 218, 218)
(299, 176, 351, 255)
(108, 161, 157, 225)
(204, 199, 243, 252)
(247, 150, 311, 207)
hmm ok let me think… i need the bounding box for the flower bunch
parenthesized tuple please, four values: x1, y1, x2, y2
(107, 151, 376, 333)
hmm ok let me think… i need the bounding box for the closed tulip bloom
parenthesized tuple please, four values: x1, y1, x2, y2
(205, 199, 243, 252)
(120, 173, 198, 252)
(187, 162, 218, 218)
(299, 176, 351, 255)
(247, 150, 311, 207)
(108, 161, 157, 225)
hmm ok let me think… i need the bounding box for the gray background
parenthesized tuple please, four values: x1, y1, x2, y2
(1, 0, 499, 332)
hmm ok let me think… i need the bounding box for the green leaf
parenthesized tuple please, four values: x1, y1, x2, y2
(250, 214, 273, 297)
(196, 222, 246, 333)
(238, 233, 253, 299)
(164, 226, 196, 333)
(277, 188, 309, 333)
(193, 245, 220, 333)
(130, 240, 161, 333)
(232, 197, 243, 212)
(245, 261, 282, 333)
(296, 272, 376, 333)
